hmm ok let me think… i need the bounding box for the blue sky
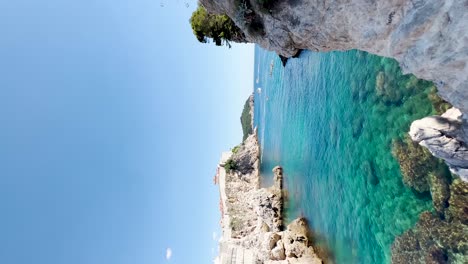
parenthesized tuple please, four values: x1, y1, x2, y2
(0, 0, 254, 263)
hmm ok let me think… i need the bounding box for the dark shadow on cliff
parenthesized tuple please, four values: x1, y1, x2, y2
(279, 49, 303, 67)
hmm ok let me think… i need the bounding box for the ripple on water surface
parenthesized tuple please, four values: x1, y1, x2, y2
(254, 47, 442, 263)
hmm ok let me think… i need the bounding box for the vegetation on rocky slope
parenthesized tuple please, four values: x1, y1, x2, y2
(190, 1, 269, 47)
(240, 96, 253, 141)
(223, 158, 238, 174)
(189, 6, 246, 47)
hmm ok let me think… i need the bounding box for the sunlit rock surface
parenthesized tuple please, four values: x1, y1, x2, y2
(200, 0, 468, 179)
(216, 134, 322, 263)
(201, 0, 468, 114)
(410, 108, 468, 182)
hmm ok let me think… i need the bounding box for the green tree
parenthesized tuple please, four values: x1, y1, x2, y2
(224, 158, 237, 173)
(189, 6, 246, 47)
(240, 97, 253, 140)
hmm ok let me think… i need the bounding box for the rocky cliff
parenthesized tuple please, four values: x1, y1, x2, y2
(200, 0, 468, 180)
(216, 133, 322, 263)
(201, 0, 467, 113)
(410, 108, 468, 182)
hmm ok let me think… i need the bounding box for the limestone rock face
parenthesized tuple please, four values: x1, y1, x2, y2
(252, 187, 283, 232)
(232, 131, 261, 176)
(409, 108, 468, 182)
(217, 134, 322, 263)
(200, 0, 468, 116)
(268, 233, 282, 250)
(271, 240, 286, 261)
(200, 0, 468, 179)
(282, 218, 316, 259)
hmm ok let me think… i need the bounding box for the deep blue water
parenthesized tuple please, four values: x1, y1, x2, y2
(253, 46, 440, 263)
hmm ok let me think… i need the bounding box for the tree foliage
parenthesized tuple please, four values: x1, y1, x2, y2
(240, 97, 253, 141)
(224, 158, 237, 174)
(189, 6, 246, 47)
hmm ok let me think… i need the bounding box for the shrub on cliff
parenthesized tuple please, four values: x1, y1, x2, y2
(189, 6, 247, 47)
(224, 158, 238, 174)
(231, 145, 241, 154)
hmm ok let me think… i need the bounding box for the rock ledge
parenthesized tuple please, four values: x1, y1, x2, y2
(216, 133, 322, 263)
(410, 108, 468, 182)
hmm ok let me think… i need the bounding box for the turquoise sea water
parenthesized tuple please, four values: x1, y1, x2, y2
(253, 47, 441, 263)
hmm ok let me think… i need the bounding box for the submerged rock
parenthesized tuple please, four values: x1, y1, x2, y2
(392, 176, 468, 263)
(375, 71, 403, 105)
(447, 179, 468, 225)
(391, 211, 468, 264)
(428, 172, 450, 217)
(361, 160, 379, 186)
(352, 116, 364, 138)
(392, 135, 444, 193)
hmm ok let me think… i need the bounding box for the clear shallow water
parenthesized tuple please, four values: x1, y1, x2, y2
(253, 47, 440, 263)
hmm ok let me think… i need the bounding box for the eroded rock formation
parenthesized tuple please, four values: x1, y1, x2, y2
(200, 0, 468, 179)
(217, 134, 322, 263)
(201, 1, 468, 262)
(410, 108, 468, 182)
(200, 0, 468, 113)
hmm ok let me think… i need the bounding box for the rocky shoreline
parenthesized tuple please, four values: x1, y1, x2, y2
(215, 132, 323, 263)
(200, 1, 468, 262)
(199, 0, 468, 183)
